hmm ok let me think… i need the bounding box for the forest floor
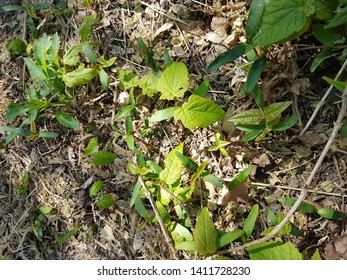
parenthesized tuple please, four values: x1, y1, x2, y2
(0, 0, 346, 260)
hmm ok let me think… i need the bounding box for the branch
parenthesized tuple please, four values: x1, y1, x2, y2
(216, 86, 347, 256)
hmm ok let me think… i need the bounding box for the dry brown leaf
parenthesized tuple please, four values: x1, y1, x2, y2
(324, 234, 347, 260)
(154, 22, 174, 38)
(222, 106, 236, 134)
(253, 153, 271, 167)
(204, 180, 216, 199)
(221, 182, 249, 205)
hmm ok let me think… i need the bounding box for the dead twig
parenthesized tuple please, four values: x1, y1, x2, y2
(138, 176, 178, 259)
(215, 86, 347, 256)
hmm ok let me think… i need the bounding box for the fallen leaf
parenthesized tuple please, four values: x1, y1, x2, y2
(204, 180, 216, 198)
(253, 153, 271, 167)
(325, 234, 347, 260)
(154, 22, 174, 38)
(221, 182, 249, 205)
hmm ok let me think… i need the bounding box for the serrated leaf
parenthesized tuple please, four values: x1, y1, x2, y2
(23, 57, 47, 80)
(249, 0, 315, 47)
(247, 241, 303, 260)
(89, 180, 103, 197)
(159, 143, 184, 185)
(217, 229, 244, 249)
(85, 137, 98, 156)
(96, 193, 116, 209)
(54, 226, 80, 243)
(139, 72, 161, 96)
(263, 101, 292, 123)
(272, 115, 298, 131)
(174, 95, 225, 129)
(229, 109, 263, 125)
(206, 44, 246, 72)
(92, 151, 117, 166)
(62, 45, 82, 66)
(277, 197, 316, 213)
(62, 67, 98, 87)
(157, 62, 189, 100)
(55, 111, 80, 130)
(316, 208, 346, 220)
(194, 207, 217, 255)
(243, 204, 259, 239)
(149, 107, 178, 123)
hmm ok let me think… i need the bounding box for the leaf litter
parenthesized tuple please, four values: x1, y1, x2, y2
(0, 0, 346, 260)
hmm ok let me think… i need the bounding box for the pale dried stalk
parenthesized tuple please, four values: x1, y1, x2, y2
(216, 86, 347, 256)
(138, 176, 178, 259)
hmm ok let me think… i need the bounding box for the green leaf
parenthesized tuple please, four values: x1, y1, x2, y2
(85, 137, 98, 156)
(175, 152, 198, 172)
(62, 67, 98, 87)
(192, 80, 210, 97)
(243, 204, 259, 239)
(137, 37, 158, 71)
(242, 128, 263, 142)
(149, 107, 178, 123)
(79, 14, 99, 42)
(175, 241, 196, 251)
(202, 173, 223, 188)
(193, 207, 217, 255)
(113, 105, 135, 121)
(229, 165, 254, 190)
(267, 208, 278, 225)
(99, 69, 109, 91)
(217, 229, 244, 249)
(130, 179, 142, 208)
(206, 44, 246, 72)
(246, 0, 265, 39)
(89, 180, 103, 197)
(85, 0, 92, 9)
(174, 95, 225, 129)
(247, 241, 303, 260)
(139, 72, 161, 97)
(96, 193, 116, 209)
(3, 103, 30, 121)
(62, 45, 82, 66)
(272, 115, 298, 131)
(325, 6, 347, 28)
(278, 197, 316, 213)
(316, 208, 346, 220)
(39, 206, 52, 215)
(54, 226, 80, 243)
(23, 57, 47, 80)
(263, 101, 292, 123)
(2, 5, 26, 11)
(312, 25, 343, 46)
(171, 222, 193, 242)
(157, 62, 189, 100)
(310, 50, 338, 72)
(134, 197, 148, 218)
(7, 39, 26, 55)
(46, 33, 60, 65)
(311, 249, 322, 260)
(322, 76, 347, 92)
(118, 70, 139, 90)
(249, 0, 315, 47)
(82, 42, 98, 64)
(229, 109, 263, 125)
(245, 57, 266, 93)
(155, 201, 171, 223)
(163, 48, 173, 66)
(55, 111, 80, 130)
(38, 131, 59, 138)
(159, 143, 184, 185)
(314, 0, 339, 20)
(92, 151, 117, 166)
